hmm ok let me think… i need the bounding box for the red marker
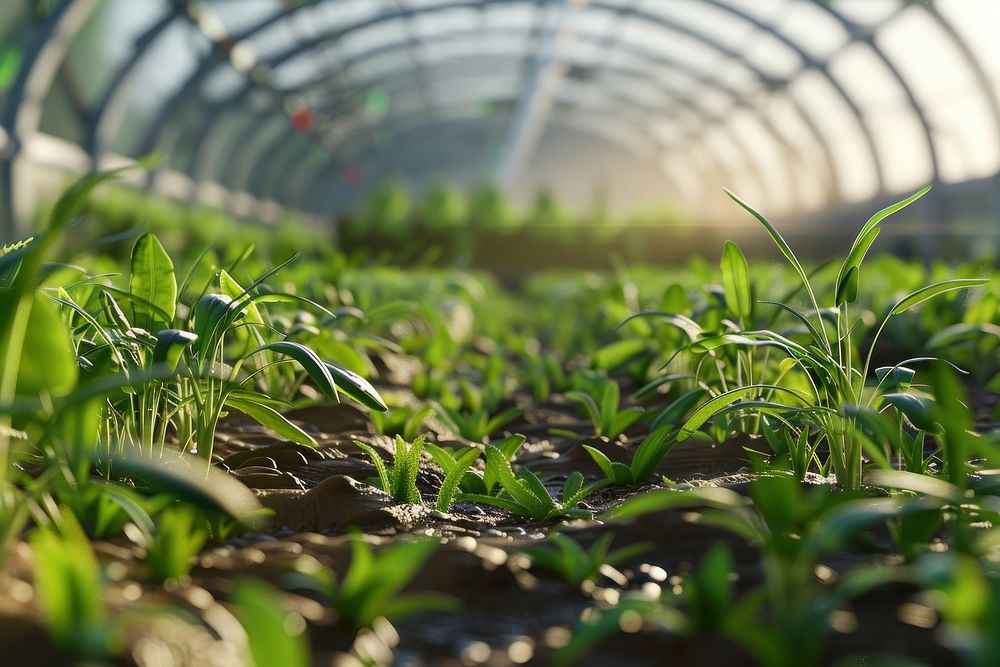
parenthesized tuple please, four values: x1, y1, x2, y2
(291, 107, 313, 131)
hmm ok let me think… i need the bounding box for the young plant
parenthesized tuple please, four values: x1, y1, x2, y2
(423, 442, 484, 512)
(566, 379, 644, 439)
(583, 425, 677, 486)
(664, 187, 987, 488)
(284, 535, 457, 629)
(604, 476, 925, 667)
(457, 445, 604, 520)
(354, 435, 426, 505)
(144, 504, 208, 583)
(522, 532, 650, 587)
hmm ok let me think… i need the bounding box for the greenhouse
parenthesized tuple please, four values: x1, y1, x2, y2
(1, 1, 999, 665)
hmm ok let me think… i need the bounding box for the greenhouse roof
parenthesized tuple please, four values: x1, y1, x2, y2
(1, 0, 999, 231)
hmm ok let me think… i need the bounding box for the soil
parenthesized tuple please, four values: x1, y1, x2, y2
(2, 354, 993, 667)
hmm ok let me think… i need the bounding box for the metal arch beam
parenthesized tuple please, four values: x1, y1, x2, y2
(303, 112, 678, 216)
(806, 0, 941, 185)
(309, 122, 683, 218)
(274, 139, 340, 205)
(301, 61, 770, 204)
(96, 0, 902, 216)
(187, 53, 735, 213)
(83, 9, 178, 157)
(383, 0, 434, 115)
(0, 0, 99, 239)
(187, 2, 840, 209)
(70, 0, 828, 205)
(299, 59, 779, 211)
(304, 117, 507, 214)
(919, 4, 1000, 145)
(589, 0, 884, 198)
(236, 89, 684, 211)
(136, 1, 544, 158)
(292, 32, 823, 210)
(194, 107, 267, 187)
(182, 22, 820, 213)
(142, 0, 818, 207)
(292, 104, 695, 215)
(916, 2, 1000, 179)
(328, 66, 781, 204)
(494, 0, 589, 188)
(220, 114, 290, 192)
(562, 0, 808, 209)
(918, 1, 1000, 246)
(242, 71, 731, 216)
(247, 129, 323, 200)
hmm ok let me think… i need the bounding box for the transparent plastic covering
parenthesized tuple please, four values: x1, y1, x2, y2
(1, 0, 999, 232)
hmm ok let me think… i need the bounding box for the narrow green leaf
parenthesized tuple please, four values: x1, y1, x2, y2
(153, 329, 197, 371)
(630, 426, 677, 483)
(562, 472, 584, 504)
(494, 434, 527, 461)
(436, 446, 482, 512)
(324, 362, 387, 412)
(604, 487, 748, 521)
(484, 406, 523, 436)
(677, 384, 808, 440)
(891, 279, 988, 316)
(100, 452, 264, 524)
(721, 240, 752, 321)
(251, 341, 338, 400)
(566, 390, 601, 432)
(485, 445, 548, 510)
(226, 396, 317, 447)
(725, 188, 827, 348)
(219, 270, 264, 326)
(583, 445, 618, 482)
(874, 366, 915, 392)
(353, 440, 392, 494)
(3, 293, 78, 397)
(651, 388, 707, 430)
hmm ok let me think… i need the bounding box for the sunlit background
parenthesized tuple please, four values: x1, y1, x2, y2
(2, 0, 999, 257)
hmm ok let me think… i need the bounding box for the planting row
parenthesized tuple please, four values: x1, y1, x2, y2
(1, 172, 998, 665)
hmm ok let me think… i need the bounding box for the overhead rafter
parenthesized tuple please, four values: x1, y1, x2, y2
(493, 0, 588, 189)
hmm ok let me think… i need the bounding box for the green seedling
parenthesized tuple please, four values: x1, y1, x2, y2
(145, 504, 208, 583)
(457, 445, 604, 520)
(522, 532, 650, 587)
(566, 379, 644, 439)
(64, 233, 388, 461)
(661, 188, 987, 489)
(583, 425, 677, 486)
(354, 435, 426, 505)
(434, 433, 527, 497)
(284, 535, 457, 629)
(232, 579, 310, 667)
(424, 442, 483, 512)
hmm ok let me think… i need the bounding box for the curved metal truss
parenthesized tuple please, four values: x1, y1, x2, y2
(2, 0, 1000, 237)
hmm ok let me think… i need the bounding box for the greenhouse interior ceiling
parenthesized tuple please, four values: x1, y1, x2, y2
(6, 3, 1000, 666)
(1, 0, 1000, 239)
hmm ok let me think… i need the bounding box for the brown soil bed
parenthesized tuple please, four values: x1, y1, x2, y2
(3, 382, 989, 666)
